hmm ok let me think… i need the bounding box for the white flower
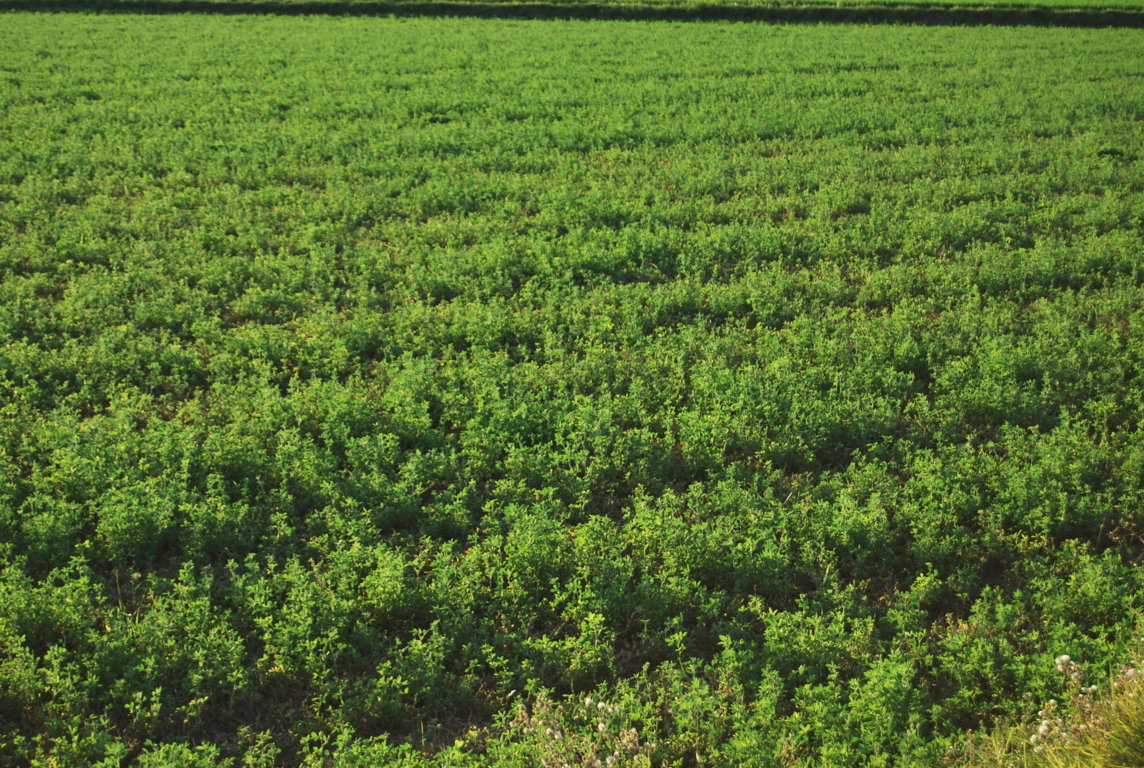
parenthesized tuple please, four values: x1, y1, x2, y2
(1055, 654, 1071, 665)
(585, 698, 593, 707)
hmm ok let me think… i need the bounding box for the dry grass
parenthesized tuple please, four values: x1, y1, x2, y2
(958, 657, 1144, 768)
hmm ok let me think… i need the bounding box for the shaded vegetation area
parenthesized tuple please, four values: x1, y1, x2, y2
(0, 14, 1143, 767)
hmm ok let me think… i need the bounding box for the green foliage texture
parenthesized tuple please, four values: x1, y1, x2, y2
(1, 13, 1143, 767)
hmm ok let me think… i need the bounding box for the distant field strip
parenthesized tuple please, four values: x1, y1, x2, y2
(1, 13, 1143, 768)
(9, 0, 1144, 8)
(6, 0, 1144, 24)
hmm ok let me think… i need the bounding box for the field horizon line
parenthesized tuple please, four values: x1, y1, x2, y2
(5, 0, 1144, 27)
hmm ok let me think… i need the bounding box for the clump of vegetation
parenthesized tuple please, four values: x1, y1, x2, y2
(959, 652, 1144, 768)
(501, 692, 654, 767)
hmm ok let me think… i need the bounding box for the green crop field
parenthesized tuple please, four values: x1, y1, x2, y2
(2, 11, 1143, 768)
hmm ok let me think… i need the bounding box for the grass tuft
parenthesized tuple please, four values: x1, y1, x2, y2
(959, 658, 1144, 768)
